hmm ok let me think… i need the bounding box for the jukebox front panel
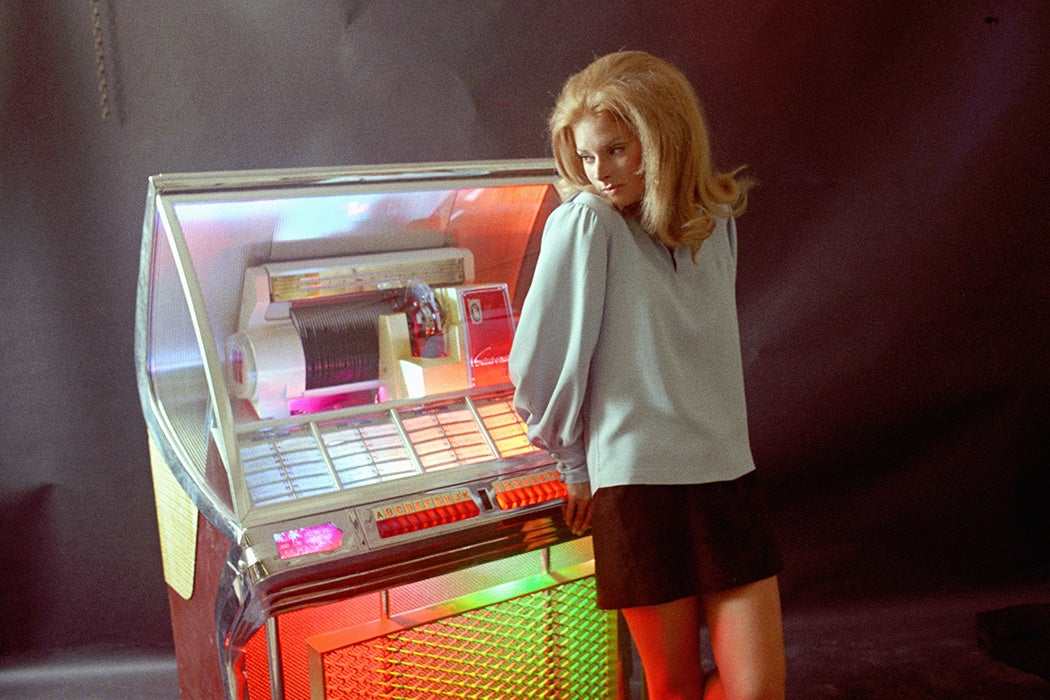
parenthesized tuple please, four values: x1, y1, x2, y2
(231, 387, 569, 590)
(315, 577, 612, 699)
(236, 542, 612, 699)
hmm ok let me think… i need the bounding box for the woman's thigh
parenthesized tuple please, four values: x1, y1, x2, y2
(701, 576, 786, 699)
(621, 595, 705, 697)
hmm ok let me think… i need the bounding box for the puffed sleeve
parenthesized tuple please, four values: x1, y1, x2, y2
(508, 197, 609, 484)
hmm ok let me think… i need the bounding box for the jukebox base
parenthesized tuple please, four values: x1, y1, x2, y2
(237, 540, 619, 699)
(311, 567, 612, 698)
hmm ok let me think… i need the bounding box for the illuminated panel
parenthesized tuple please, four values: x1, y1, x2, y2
(458, 285, 515, 389)
(275, 522, 344, 560)
(320, 417, 418, 488)
(239, 546, 600, 700)
(269, 253, 470, 302)
(239, 426, 337, 506)
(287, 391, 379, 416)
(238, 411, 427, 509)
(235, 391, 543, 513)
(472, 398, 537, 456)
(491, 469, 566, 511)
(401, 409, 494, 472)
(373, 489, 480, 539)
(316, 577, 614, 699)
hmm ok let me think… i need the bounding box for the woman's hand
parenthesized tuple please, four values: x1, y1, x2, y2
(563, 480, 593, 535)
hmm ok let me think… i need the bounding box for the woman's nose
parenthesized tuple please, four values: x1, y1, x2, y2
(592, 155, 609, 181)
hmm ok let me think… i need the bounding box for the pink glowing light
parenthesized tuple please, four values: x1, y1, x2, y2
(274, 522, 343, 560)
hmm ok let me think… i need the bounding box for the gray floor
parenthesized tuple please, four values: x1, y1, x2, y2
(783, 586, 1050, 699)
(1, 583, 1047, 699)
(0, 650, 179, 699)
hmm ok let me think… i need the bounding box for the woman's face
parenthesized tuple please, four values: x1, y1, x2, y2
(572, 111, 645, 210)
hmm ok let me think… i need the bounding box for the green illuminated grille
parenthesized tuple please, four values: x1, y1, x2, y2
(321, 578, 615, 699)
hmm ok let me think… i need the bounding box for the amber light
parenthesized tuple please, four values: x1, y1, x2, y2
(492, 469, 567, 510)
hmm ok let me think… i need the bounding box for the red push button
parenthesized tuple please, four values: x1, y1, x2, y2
(374, 489, 480, 538)
(492, 470, 567, 510)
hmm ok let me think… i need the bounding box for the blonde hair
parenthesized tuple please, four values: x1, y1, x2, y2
(549, 51, 752, 260)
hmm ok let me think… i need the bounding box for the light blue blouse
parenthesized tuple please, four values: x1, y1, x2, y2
(509, 192, 756, 492)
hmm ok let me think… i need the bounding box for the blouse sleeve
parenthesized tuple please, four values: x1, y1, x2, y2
(508, 198, 609, 484)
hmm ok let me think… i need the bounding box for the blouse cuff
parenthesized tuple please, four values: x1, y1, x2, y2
(556, 460, 590, 485)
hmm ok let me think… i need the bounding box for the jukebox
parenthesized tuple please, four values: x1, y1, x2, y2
(135, 160, 625, 698)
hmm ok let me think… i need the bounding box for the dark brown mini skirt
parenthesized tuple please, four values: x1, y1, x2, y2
(590, 471, 783, 610)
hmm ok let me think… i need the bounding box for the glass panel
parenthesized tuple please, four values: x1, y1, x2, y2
(239, 426, 336, 506)
(473, 396, 536, 457)
(400, 407, 494, 472)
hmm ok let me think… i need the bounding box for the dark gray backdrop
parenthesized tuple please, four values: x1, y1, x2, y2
(2, 1, 1047, 657)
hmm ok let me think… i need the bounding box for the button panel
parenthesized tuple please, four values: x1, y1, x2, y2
(373, 489, 481, 539)
(491, 469, 567, 510)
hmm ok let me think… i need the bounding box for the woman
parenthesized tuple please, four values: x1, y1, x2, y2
(509, 51, 786, 699)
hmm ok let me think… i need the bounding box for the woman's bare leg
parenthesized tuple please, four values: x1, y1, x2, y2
(700, 576, 785, 700)
(621, 595, 705, 699)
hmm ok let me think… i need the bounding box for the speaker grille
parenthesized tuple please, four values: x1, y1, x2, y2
(320, 578, 614, 699)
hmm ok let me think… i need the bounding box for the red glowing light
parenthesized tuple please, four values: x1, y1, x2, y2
(374, 489, 480, 538)
(492, 470, 567, 510)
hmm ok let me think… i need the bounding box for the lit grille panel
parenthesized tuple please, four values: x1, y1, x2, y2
(318, 578, 613, 699)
